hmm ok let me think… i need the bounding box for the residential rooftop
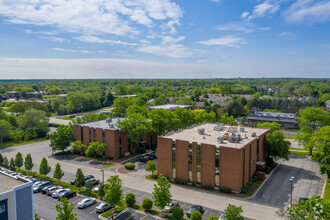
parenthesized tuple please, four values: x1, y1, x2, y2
(162, 123, 269, 149)
(149, 104, 192, 110)
(0, 173, 26, 193)
(80, 117, 124, 130)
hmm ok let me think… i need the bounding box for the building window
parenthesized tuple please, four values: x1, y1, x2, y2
(172, 143, 176, 179)
(215, 148, 220, 186)
(196, 145, 201, 184)
(188, 144, 193, 182)
(0, 204, 5, 213)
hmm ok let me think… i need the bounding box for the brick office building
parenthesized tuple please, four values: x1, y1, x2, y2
(73, 118, 157, 159)
(157, 123, 269, 192)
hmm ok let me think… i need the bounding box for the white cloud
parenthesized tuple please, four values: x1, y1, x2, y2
(53, 48, 101, 54)
(40, 36, 66, 43)
(25, 29, 55, 35)
(216, 21, 271, 33)
(210, 0, 221, 3)
(246, 0, 281, 20)
(161, 36, 185, 45)
(198, 36, 246, 48)
(137, 44, 193, 58)
(241, 12, 249, 19)
(76, 36, 136, 46)
(283, 0, 330, 23)
(0, 0, 182, 36)
(279, 32, 291, 37)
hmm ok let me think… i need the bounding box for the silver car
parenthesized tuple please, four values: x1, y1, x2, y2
(95, 203, 113, 213)
(77, 198, 97, 209)
(52, 189, 69, 198)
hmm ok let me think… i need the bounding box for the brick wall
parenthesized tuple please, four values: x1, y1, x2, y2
(201, 144, 215, 186)
(250, 139, 257, 178)
(157, 137, 173, 179)
(95, 128, 103, 144)
(258, 134, 265, 162)
(244, 144, 251, 186)
(104, 129, 120, 159)
(121, 132, 129, 155)
(73, 125, 82, 141)
(82, 126, 90, 146)
(220, 147, 244, 192)
(175, 140, 189, 182)
(192, 142, 197, 183)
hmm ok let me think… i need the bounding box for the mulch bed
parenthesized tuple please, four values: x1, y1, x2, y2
(117, 166, 133, 174)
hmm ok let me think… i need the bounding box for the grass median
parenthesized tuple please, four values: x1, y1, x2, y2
(0, 137, 48, 149)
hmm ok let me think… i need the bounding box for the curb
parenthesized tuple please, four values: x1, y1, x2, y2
(321, 176, 328, 198)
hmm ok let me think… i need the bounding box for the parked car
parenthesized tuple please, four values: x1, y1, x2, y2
(218, 213, 226, 220)
(58, 190, 76, 200)
(70, 175, 94, 185)
(33, 181, 51, 193)
(164, 202, 180, 213)
(187, 205, 205, 218)
(77, 198, 96, 209)
(46, 186, 63, 196)
(41, 185, 53, 194)
(146, 152, 157, 159)
(140, 155, 152, 162)
(52, 189, 68, 198)
(95, 202, 113, 213)
(84, 178, 99, 186)
(33, 180, 41, 186)
(298, 197, 309, 203)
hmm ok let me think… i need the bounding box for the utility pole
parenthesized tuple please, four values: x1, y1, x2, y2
(101, 169, 104, 185)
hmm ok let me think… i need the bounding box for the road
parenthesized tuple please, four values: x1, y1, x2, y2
(0, 141, 325, 220)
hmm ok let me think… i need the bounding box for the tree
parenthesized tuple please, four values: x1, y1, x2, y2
(71, 141, 87, 155)
(105, 175, 123, 208)
(223, 204, 244, 220)
(295, 107, 330, 155)
(9, 157, 15, 171)
(85, 142, 105, 157)
(39, 157, 51, 176)
(53, 163, 64, 183)
(207, 217, 217, 220)
(125, 193, 136, 206)
(14, 152, 23, 171)
(3, 156, 9, 168)
(55, 197, 77, 220)
(226, 100, 246, 117)
(0, 119, 10, 145)
(152, 174, 172, 213)
(0, 153, 3, 165)
(24, 154, 34, 175)
(18, 108, 50, 138)
(50, 124, 73, 152)
(98, 183, 106, 200)
(277, 195, 330, 219)
(190, 210, 202, 220)
(257, 122, 290, 162)
(85, 179, 93, 195)
(145, 160, 157, 177)
(172, 206, 184, 220)
(75, 168, 85, 190)
(142, 198, 153, 211)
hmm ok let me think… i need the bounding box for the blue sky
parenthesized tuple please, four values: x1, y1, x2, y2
(0, 0, 330, 79)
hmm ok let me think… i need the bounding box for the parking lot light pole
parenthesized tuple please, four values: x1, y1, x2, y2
(101, 169, 104, 185)
(289, 176, 295, 208)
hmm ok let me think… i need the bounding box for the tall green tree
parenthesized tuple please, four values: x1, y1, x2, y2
(105, 175, 123, 207)
(257, 122, 290, 162)
(223, 204, 244, 220)
(277, 195, 330, 219)
(85, 179, 93, 196)
(24, 154, 34, 174)
(3, 156, 9, 168)
(14, 152, 23, 171)
(9, 157, 15, 171)
(0, 153, 3, 165)
(152, 174, 172, 213)
(98, 183, 106, 200)
(53, 163, 64, 183)
(56, 197, 77, 220)
(75, 168, 85, 190)
(0, 119, 10, 145)
(145, 160, 157, 177)
(295, 107, 330, 155)
(50, 124, 73, 152)
(39, 157, 51, 176)
(18, 108, 50, 138)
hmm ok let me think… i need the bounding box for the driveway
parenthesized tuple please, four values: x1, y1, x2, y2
(250, 154, 325, 208)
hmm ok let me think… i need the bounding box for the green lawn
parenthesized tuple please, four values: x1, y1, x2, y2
(101, 201, 127, 218)
(100, 163, 117, 168)
(284, 135, 295, 139)
(289, 150, 309, 156)
(0, 137, 48, 149)
(324, 178, 330, 201)
(55, 116, 74, 121)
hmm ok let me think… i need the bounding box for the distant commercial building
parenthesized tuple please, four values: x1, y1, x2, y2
(0, 172, 34, 220)
(149, 104, 192, 111)
(157, 123, 269, 192)
(73, 118, 157, 159)
(5, 91, 21, 99)
(246, 109, 298, 129)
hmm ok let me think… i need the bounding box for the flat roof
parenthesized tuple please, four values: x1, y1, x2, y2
(80, 117, 124, 130)
(149, 104, 192, 110)
(162, 123, 269, 149)
(0, 173, 26, 193)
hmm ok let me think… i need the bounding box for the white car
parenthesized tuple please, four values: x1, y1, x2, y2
(218, 214, 226, 220)
(77, 198, 97, 209)
(52, 189, 69, 198)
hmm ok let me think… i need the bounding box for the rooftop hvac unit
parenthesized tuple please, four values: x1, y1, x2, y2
(239, 127, 245, 132)
(106, 118, 112, 123)
(245, 134, 248, 139)
(223, 133, 229, 140)
(228, 126, 237, 133)
(251, 132, 256, 137)
(217, 136, 224, 143)
(237, 134, 242, 141)
(109, 123, 115, 129)
(198, 128, 205, 135)
(229, 135, 239, 143)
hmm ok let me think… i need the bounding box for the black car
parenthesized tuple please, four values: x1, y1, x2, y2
(70, 175, 94, 185)
(187, 205, 205, 218)
(140, 155, 152, 162)
(146, 152, 157, 159)
(41, 185, 53, 194)
(58, 190, 76, 200)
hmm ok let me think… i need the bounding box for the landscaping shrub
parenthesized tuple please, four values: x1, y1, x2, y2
(219, 187, 232, 193)
(125, 163, 135, 170)
(172, 206, 184, 220)
(125, 193, 136, 206)
(207, 216, 218, 220)
(202, 184, 214, 190)
(173, 178, 187, 185)
(190, 210, 202, 220)
(240, 187, 248, 194)
(142, 198, 153, 211)
(253, 176, 259, 182)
